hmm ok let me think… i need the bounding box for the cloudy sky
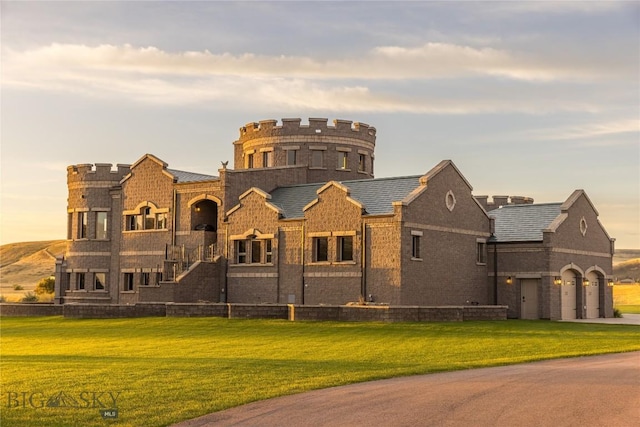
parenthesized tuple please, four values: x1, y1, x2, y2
(1, 1, 638, 248)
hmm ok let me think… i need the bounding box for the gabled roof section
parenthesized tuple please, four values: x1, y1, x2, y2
(561, 189, 599, 216)
(422, 160, 473, 192)
(121, 154, 217, 184)
(269, 175, 422, 219)
(490, 203, 562, 242)
(226, 187, 283, 217)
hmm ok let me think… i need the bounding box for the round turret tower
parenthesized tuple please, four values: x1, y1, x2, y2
(233, 118, 376, 183)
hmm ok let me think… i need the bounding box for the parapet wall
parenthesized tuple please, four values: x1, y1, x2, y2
(237, 118, 376, 144)
(475, 195, 535, 211)
(67, 163, 131, 184)
(1, 303, 507, 321)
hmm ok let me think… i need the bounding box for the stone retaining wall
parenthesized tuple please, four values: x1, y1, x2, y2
(0, 303, 507, 321)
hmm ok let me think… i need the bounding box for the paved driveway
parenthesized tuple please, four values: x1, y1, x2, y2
(173, 351, 640, 427)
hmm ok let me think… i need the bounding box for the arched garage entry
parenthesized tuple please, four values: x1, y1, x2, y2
(560, 265, 582, 320)
(585, 266, 606, 319)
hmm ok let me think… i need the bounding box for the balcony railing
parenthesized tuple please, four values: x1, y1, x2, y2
(164, 244, 217, 281)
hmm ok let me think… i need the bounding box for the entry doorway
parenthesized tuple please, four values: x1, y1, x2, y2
(520, 279, 539, 320)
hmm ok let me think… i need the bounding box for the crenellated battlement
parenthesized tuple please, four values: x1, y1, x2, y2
(475, 195, 534, 211)
(67, 163, 131, 182)
(236, 118, 376, 144)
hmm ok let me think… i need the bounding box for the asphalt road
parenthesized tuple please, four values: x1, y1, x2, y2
(174, 351, 640, 427)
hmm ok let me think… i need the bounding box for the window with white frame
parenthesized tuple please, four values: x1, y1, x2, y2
(124, 273, 134, 291)
(476, 240, 487, 264)
(411, 231, 422, 260)
(313, 237, 329, 262)
(262, 151, 273, 167)
(76, 273, 86, 290)
(338, 152, 348, 170)
(96, 212, 108, 240)
(337, 236, 354, 262)
(311, 150, 324, 168)
(78, 212, 88, 239)
(286, 149, 297, 166)
(125, 204, 168, 231)
(358, 154, 366, 172)
(234, 238, 273, 264)
(94, 273, 106, 290)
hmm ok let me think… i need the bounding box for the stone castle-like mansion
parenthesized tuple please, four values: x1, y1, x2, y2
(54, 118, 615, 320)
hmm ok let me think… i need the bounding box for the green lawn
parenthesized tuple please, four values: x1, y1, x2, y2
(2, 317, 640, 427)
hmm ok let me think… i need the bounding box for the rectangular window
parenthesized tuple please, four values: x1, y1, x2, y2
(476, 241, 487, 264)
(412, 235, 421, 259)
(236, 240, 247, 264)
(262, 151, 273, 167)
(124, 273, 134, 291)
(251, 239, 262, 264)
(338, 236, 354, 262)
(96, 212, 108, 240)
(338, 152, 348, 170)
(246, 153, 254, 168)
(143, 207, 155, 230)
(358, 154, 366, 172)
(313, 237, 329, 262)
(156, 271, 163, 285)
(126, 215, 137, 231)
(265, 239, 273, 264)
(67, 213, 73, 240)
(78, 212, 87, 238)
(76, 273, 85, 290)
(311, 150, 324, 168)
(141, 272, 150, 286)
(286, 149, 297, 166)
(94, 273, 106, 290)
(156, 213, 167, 230)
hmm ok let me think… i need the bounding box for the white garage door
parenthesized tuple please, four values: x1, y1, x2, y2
(585, 272, 600, 319)
(561, 272, 577, 320)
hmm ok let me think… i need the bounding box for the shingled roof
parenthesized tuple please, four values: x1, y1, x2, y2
(167, 168, 218, 183)
(269, 175, 422, 219)
(490, 203, 562, 242)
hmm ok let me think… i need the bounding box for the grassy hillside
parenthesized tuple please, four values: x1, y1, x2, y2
(0, 240, 66, 300)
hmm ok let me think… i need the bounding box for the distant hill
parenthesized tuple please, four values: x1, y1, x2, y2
(0, 240, 66, 300)
(0, 240, 638, 300)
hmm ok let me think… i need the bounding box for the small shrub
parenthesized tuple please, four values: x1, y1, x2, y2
(35, 276, 55, 295)
(613, 308, 623, 318)
(0, 295, 5, 303)
(21, 292, 38, 303)
(12, 284, 24, 291)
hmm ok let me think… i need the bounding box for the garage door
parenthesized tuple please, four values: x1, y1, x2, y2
(561, 272, 577, 320)
(585, 272, 600, 319)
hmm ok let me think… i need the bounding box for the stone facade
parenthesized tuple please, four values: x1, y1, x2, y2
(55, 118, 615, 319)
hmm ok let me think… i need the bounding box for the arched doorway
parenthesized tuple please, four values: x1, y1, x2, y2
(560, 269, 578, 320)
(585, 268, 603, 319)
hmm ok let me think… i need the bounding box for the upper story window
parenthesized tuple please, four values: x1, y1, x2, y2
(476, 240, 487, 264)
(78, 212, 88, 239)
(76, 273, 85, 290)
(125, 203, 169, 231)
(123, 273, 134, 291)
(313, 237, 329, 262)
(262, 151, 273, 167)
(95, 212, 108, 240)
(246, 153, 254, 169)
(411, 230, 423, 260)
(338, 152, 348, 170)
(311, 150, 324, 168)
(234, 238, 273, 265)
(358, 154, 366, 172)
(287, 149, 297, 166)
(337, 236, 353, 262)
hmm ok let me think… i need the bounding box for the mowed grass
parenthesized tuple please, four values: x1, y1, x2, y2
(613, 284, 640, 313)
(2, 317, 640, 427)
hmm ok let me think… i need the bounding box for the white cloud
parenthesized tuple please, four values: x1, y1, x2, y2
(522, 119, 639, 142)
